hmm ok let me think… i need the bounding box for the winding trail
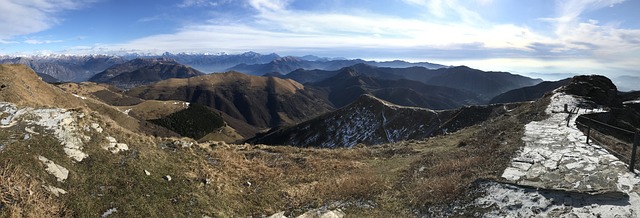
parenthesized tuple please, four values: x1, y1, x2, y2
(475, 92, 640, 217)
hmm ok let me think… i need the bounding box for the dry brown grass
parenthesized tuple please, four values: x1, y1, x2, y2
(0, 64, 84, 109)
(0, 161, 71, 218)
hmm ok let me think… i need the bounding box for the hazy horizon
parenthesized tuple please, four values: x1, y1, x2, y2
(1, 0, 639, 89)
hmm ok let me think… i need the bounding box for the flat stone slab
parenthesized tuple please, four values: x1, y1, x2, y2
(474, 92, 640, 217)
(501, 93, 627, 195)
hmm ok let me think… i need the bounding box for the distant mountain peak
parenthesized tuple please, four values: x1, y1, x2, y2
(273, 56, 303, 63)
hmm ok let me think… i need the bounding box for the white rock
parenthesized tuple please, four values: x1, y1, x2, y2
(144, 170, 151, 176)
(43, 185, 67, 197)
(38, 156, 69, 182)
(101, 208, 117, 218)
(268, 211, 287, 218)
(91, 123, 103, 133)
(296, 209, 345, 218)
(164, 175, 172, 181)
(103, 136, 129, 154)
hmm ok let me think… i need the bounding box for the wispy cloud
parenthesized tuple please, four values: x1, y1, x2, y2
(543, 0, 640, 63)
(43, 0, 640, 82)
(23, 39, 64, 44)
(177, 0, 231, 8)
(100, 0, 551, 56)
(0, 0, 94, 41)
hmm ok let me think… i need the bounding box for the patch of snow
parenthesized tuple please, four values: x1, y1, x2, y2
(623, 100, 640, 105)
(38, 156, 69, 182)
(122, 108, 132, 115)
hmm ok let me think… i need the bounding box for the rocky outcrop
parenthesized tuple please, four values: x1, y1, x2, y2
(562, 75, 620, 107)
(38, 156, 69, 182)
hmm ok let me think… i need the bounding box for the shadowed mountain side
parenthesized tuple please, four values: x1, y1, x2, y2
(278, 64, 541, 101)
(425, 66, 542, 101)
(89, 58, 204, 89)
(490, 79, 571, 104)
(125, 72, 333, 128)
(310, 68, 482, 109)
(37, 73, 60, 83)
(247, 94, 513, 148)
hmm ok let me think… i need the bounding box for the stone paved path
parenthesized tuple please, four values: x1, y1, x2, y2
(475, 92, 640, 217)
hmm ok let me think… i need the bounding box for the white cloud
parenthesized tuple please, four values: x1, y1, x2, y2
(177, 0, 230, 8)
(544, 0, 640, 62)
(24, 39, 64, 44)
(402, 0, 484, 24)
(96, 5, 553, 56)
(248, 0, 290, 13)
(0, 0, 94, 40)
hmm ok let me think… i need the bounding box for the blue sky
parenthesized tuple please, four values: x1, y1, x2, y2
(1, 0, 640, 83)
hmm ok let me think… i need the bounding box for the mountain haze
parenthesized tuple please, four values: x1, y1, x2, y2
(309, 67, 482, 109)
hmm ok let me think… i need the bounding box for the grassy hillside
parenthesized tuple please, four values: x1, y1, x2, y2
(0, 63, 552, 217)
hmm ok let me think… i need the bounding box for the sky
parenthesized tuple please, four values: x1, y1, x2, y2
(0, 0, 639, 84)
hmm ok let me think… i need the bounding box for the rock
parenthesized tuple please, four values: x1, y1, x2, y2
(38, 156, 69, 182)
(91, 123, 103, 133)
(43, 185, 67, 197)
(562, 75, 619, 107)
(268, 211, 287, 218)
(23, 133, 30, 140)
(164, 175, 172, 181)
(0, 103, 90, 161)
(144, 170, 151, 176)
(104, 136, 129, 154)
(0, 143, 4, 152)
(101, 208, 117, 218)
(296, 208, 345, 218)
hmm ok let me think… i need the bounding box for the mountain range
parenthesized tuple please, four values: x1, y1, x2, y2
(0, 55, 125, 82)
(0, 52, 446, 83)
(89, 58, 204, 89)
(226, 56, 446, 76)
